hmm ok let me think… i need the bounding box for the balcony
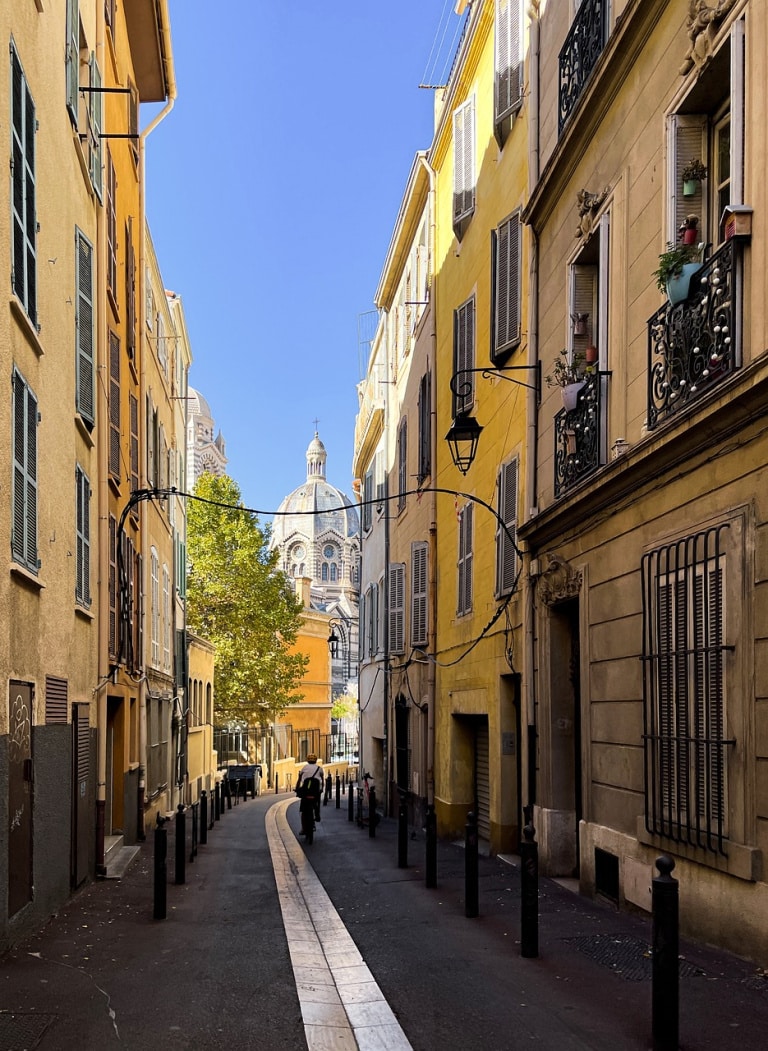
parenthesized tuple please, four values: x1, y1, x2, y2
(647, 240, 738, 430)
(558, 0, 607, 134)
(554, 370, 604, 497)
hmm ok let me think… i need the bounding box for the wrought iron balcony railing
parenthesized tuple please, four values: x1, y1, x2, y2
(647, 240, 737, 430)
(554, 369, 603, 497)
(558, 0, 607, 134)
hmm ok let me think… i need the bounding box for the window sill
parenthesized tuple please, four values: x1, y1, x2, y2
(75, 413, 95, 447)
(636, 817, 762, 882)
(10, 297, 44, 356)
(108, 475, 122, 498)
(11, 562, 44, 591)
(75, 602, 94, 621)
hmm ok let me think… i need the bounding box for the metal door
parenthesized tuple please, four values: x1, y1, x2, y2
(72, 704, 90, 886)
(8, 681, 33, 916)
(474, 719, 491, 841)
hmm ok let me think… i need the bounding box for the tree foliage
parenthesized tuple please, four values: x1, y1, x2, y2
(331, 692, 358, 722)
(185, 473, 307, 725)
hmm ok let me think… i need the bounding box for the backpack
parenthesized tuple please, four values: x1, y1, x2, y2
(299, 766, 321, 799)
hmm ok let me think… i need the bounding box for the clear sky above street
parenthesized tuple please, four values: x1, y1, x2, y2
(144, 1, 467, 521)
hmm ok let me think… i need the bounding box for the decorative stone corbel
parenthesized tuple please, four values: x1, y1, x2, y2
(575, 187, 609, 239)
(679, 0, 736, 76)
(537, 552, 583, 606)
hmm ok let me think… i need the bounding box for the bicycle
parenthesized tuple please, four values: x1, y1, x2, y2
(299, 792, 317, 844)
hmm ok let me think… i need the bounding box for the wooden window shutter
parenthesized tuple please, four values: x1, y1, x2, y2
(109, 332, 121, 479)
(411, 542, 428, 647)
(389, 564, 405, 655)
(11, 47, 37, 326)
(135, 550, 144, 671)
(126, 218, 136, 358)
(417, 370, 431, 482)
(107, 152, 117, 297)
(458, 504, 474, 615)
(493, 212, 522, 360)
(12, 370, 38, 571)
(45, 676, 68, 724)
(75, 465, 91, 606)
(669, 115, 708, 246)
(569, 264, 598, 355)
(109, 515, 117, 658)
(398, 420, 407, 511)
(495, 0, 523, 135)
(66, 0, 79, 123)
(130, 394, 139, 496)
(496, 459, 518, 595)
(89, 55, 103, 200)
(453, 98, 475, 230)
(75, 230, 95, 426)
(453, 298, 476, 417)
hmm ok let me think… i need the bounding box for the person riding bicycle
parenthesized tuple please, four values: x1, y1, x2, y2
(296, 754, 323, 825)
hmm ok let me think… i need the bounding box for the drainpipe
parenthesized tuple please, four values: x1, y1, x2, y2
(137, 0, 177, 826)
(523, 4, 542, 809)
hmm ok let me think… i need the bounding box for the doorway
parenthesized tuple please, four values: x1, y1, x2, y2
(549, 599, 582, 877)
(8, 681, 33, 917)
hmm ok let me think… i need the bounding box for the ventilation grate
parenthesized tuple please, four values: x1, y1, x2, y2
(565, 934, 706, 982)
(0, 1012, 56, 1050)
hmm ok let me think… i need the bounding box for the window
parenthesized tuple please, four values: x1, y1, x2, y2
(66, 0, 79, 122)
(128, 78, 139, 164)
(495, 459, 518, 596)
(397, 419, 407, 512)
(494, 0, 523, 146)
(108, 332, 121, 481)
(12, 369, 38, 572)
(452, 296, 476, 418)
(74, 229, 95, 426)
(362, 467, 373, 532)
(389, 564, 405, 655)
(558, 0, 609, 134)
(125, 218, 136, 358)
(150, 548, 160, 668)
(156, 310, 167, 374)
(87, 55, 103, 199)
(109, 515, 117, 658)
(492, 211, 522, 362)
(411, 541, 428, 648)
(105, 0, 116, 31)
(106, 151, 117, 300)
(452, 96, 476, 240)
(129, 394, 139, 496)
(417, 370, 431, 483)
(668, 23, 744, 251)
(457, 503, 473, 616)
(75, 465, 91, 606)
(11, 44, 37, 326)
(163, 564, 171, 672)
(642, 525, 732, 854)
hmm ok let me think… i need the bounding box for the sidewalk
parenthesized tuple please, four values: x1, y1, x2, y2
(1, 791, 766, 1050)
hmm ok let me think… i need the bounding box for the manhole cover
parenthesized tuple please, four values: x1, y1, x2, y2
(0, 1012, 56, 1051)
(565, 934, 706, 981)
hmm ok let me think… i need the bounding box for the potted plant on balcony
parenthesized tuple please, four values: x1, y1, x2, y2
(546, 348, 593, 411)
(653, 239, 705, 306)
(681, 158, 708, 197)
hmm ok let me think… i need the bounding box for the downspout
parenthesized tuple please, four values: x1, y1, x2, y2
(418, 153, 437, 808)
(524, 3, 542, 811)
(137, 0, 177, 828)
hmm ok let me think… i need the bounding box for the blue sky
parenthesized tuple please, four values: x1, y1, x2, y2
(145, 1, 466, 520)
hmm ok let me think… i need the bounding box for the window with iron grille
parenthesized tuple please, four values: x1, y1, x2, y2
(495, 458, 518, 596)
(492, 211, 522, 362)
(494, 0, 524, 147)
(75, 465, 91, 607)
(12, 368, 38, 573)
(397, 419, 407, 513)
(452, 296, 476, 418)
(411, 542, 428, 648)
(417, 370, 431, 483)
(457, 503, 473, 617)
(75, 229, 95, 427)
(11, 44, 37, 326)
(642, 524, 733, 855)
(452, 96, 475, 240)
(389, 564, 405, 655)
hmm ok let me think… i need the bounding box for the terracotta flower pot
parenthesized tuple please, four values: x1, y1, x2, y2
(585, 343, 598, 365)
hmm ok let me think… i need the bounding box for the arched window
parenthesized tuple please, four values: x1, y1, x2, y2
(330, 563, 338, 581)
(322, 563, 329, 581)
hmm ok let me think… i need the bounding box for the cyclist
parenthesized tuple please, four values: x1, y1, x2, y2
(296, 753, 324, 827)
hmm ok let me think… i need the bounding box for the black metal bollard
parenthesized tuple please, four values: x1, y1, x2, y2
(336, 774, 341, 809)
(465, 811, 478, 918)
(324, 773, 332, 806)
(200, 792, 208, 844)
(368, 787, 377, 838)
(398, 798, 408, 868)
(275, 773, 279, 795)
(153, 820, 167, 920)
(225, 777, 232, 810)
(214, 782, 220, 821)
(190, 802, 198, 862)
(174, 804, 186, 885)
(348, 782, 354, 822)
(652, 855, 679, 1051)
(425, 804, 437, 888)
(357, 785, 363, 827)
(520, 812, 539, 958)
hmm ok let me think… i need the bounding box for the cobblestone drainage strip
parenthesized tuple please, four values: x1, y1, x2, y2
(0, 1012, 56, 1050)
(565, 934, 706, 982)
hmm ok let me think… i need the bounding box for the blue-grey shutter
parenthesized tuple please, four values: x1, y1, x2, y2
(89, 55, 103, 200)
(12, 370, 38, 571)
(11, 46, 37, 326)
(76, 465, 91, 606)
(496, 460, 518, 594)
(75, 230, 95, 426)
(66, 0, 79, 122)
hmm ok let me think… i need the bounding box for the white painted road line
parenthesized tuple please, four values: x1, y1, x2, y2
(266, 799, 413, 1051)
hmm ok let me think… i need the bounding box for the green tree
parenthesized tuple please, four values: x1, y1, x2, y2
(185, 473, 307, 724)
(331, 691, 358, 722)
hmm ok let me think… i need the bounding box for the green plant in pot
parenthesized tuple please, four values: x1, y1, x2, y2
(546, 348, 594, 411)
(653, 240, 705, 306)
(681, 158, 708, 197)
